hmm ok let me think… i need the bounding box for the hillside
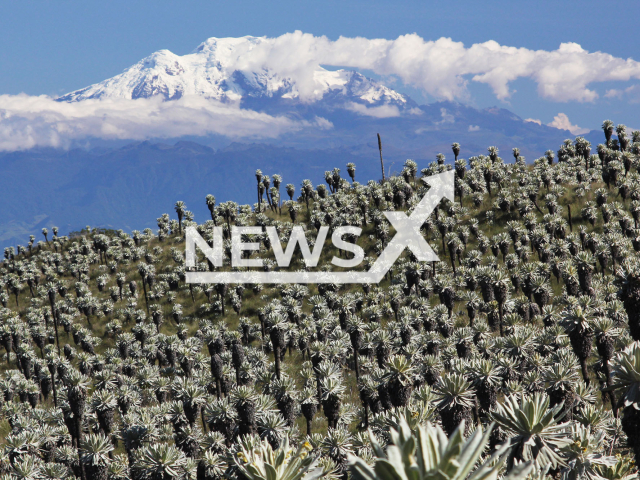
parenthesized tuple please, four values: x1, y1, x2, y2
(0, 125, 639, 479)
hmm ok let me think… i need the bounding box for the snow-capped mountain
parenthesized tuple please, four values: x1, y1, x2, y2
(49, 34, 576, 160)
(57, 36, 412, 110)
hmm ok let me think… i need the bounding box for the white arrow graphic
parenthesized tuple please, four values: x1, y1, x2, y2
(186, 169, 454, 284)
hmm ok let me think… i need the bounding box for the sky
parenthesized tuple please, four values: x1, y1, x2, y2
(1, 0, 639, 146)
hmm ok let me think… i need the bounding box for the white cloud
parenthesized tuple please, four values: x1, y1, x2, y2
(623, 85, 640, 102)
(230, 32, 640, 103)
(524, 118, 542, 125)
(344, 102, 400, 118)
(605, 89, 624, 99)
(0, 94, 332, 151)
(468, 125, 480, 132)
(434, 108, 455, 125)
(605, 84, 640, 103)
(547, 113, 590, 135)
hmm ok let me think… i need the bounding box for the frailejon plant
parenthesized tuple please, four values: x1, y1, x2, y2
(0, 125, 640, 477)
(235, 435, 322, 480)
(348, 417, 532, 480)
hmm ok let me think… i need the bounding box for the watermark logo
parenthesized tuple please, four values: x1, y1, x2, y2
(185, 170, 454, 284)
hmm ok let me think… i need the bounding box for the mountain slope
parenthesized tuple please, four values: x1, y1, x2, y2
(51, 35, 587, 155)
(51, 35, 589, 156)
(0, 142, 378, 248)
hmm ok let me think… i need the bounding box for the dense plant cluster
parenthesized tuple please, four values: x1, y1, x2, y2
(1, 121, 640, 479)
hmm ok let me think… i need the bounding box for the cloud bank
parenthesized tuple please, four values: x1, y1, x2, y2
(605, 85, 640, 103)
(525, 113, 589, 135)
(0, 94, 332, 151)
(236, 32, 640, 103)
(547, 113, 590, 135)
(343, 102, 400, 118)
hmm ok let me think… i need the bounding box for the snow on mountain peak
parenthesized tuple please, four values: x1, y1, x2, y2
(56, 36, 412, 110)
(193, 35, 267, 60)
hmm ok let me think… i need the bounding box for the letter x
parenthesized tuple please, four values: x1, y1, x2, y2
(368, 170, 455, 278)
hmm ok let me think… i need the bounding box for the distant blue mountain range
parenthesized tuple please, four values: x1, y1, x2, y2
(0, 118, 606, 250)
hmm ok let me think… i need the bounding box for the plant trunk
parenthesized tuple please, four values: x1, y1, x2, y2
(603, 360, 617, 417)
(141, 279, 149, 314)
(51, 371, 58, 408)
(353, 351, 359, 380)
(50, 301, 61, 356)
(274, 346, 281, 380)
(377, 133, 385, 183)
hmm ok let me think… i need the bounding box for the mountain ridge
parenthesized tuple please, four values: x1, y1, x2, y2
(55, 35, 413, 114)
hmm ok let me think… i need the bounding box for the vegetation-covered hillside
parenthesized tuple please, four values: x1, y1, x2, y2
(1, 121, 640, 480)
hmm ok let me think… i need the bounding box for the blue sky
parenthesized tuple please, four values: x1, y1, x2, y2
(1, 0, 640, 135)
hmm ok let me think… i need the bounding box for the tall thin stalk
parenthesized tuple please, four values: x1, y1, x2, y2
(377, 133, 385, 183)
